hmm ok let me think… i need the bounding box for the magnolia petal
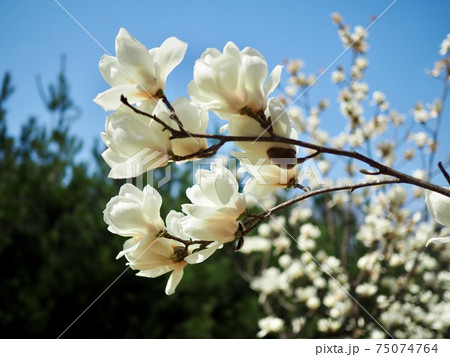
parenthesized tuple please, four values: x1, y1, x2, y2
(182, 216, 238, 243)
(165, 268, 184, 295)
(103, 151, 169, 179)
(116, 237, 140, 259)
(104, 196, 150, 236)
(244, 177, 277, 196)
(142, 185, 163, 223)
(137, 265, 173, 278)
(241, 51, 268, 110)
(115, 28, 155, 86)
(264, 65, 283, 97)
(98, 55, 130, 87)
(181, 203, 236, 220)
(166, 210, 191, 240)
(426, 236, 450, 247)
(154, 37, 188, 85)
(185, 243, 221, 264)
(94, 84, 143, 111)
(267, 98, 294, 138)
(425, 189, 450, 227)
(102, 149, 129, 178)
(188, 78, 223, 111)
(118, 183, 144, 200)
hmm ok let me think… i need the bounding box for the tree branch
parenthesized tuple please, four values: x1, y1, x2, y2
(242, 178, 402, 236)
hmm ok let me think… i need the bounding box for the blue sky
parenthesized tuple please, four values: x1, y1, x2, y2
(1, 0, 449, 181)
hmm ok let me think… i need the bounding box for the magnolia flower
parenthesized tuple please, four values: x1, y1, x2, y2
(119, 211, 219, 295)
(181, 164, 246, 243)
(153, 97, 208, 157)
(101, 97, 208, 178)
(101, 104, 170, 179)
(257, 316, 285, 338)
(227, 99, 298, 196)
(95, 28, 187, 111)
(425, 189, 450, 246)
(105, 184, 219, 294)
(104, 183, 165, 237)
(236, 153, 298, 196)
(439, 33, 450, 56)
(188, 42, 282, 120)
(228, 98, 298, 158)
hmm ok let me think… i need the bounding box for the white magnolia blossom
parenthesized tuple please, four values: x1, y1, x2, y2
(331, 70, 345, 83)
(181, 164, 246, 244)
(101, 104, 170, 179)
(425, 189, 450, 246)
(239, 236, 271, 254)
(230, 99, 299, 196)
(104, 183, 165, 237)
(228, 98, 298, 157)
(104, 185, 218, 295)
(188, 41, 282, 119)
(95, 28, 187, 111)
(154, 97, 208, 157)
(439, 33, 450, 56)
(257, 316, 285, 338)
(101, 97, 208, 178)
(237, 156, 298, 196)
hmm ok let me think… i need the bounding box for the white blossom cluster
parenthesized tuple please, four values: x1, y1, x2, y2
(93, 17, 450, 338)
(95, 28, 305, 295)
(238, 17, 450, 338)
(244, 186, 450, 338)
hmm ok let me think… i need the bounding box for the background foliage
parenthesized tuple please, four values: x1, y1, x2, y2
(0, 64, 262, 338)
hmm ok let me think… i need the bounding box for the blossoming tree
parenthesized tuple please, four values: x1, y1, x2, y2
(95, 15, 450, 337)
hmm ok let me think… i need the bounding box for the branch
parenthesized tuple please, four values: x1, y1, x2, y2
(120, 95, 450, 198)
(242, 178, 402, 236)
(438, 161, 450, 185)
(120, 95, 174, 133)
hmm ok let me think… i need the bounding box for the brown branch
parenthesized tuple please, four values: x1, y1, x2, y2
(121, 95, 450, 198)
(242, 178, 402, 236)
(159, 92, 186, 132)
(120, 95, 174, 133)
(438, 161, 450, 185)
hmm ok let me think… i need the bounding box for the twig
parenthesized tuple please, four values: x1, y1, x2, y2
(242, 178, 402, 236)
(438, 161, 450, 185)
(120, 95, 173, 133)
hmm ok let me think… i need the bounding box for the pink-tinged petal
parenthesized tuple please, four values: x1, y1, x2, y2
(425, 189, 450, 227)
(165, 267, 185, 295)
(426, 236, 450, 247)
(154, 37, 187, 86)
(185, 243, 221, 264)
(98, 55, 130, 87)
(264, 65, 283, 97)
(94, 84, 143, 111)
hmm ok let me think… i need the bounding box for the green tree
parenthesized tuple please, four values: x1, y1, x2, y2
(0, 60, 262, 338)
